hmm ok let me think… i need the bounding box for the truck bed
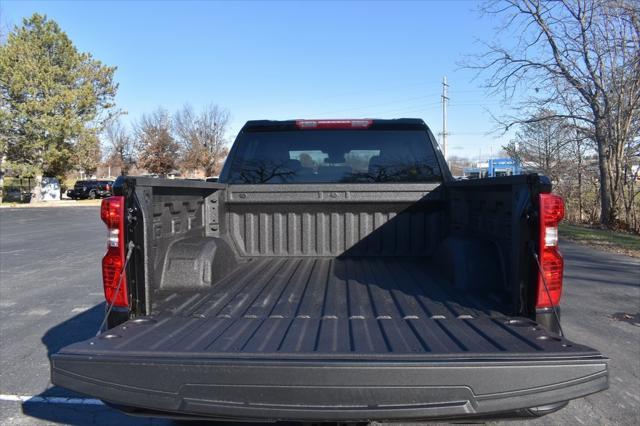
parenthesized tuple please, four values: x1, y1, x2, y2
(64, 257, 593, 359)
(51, 171, 609, 421)
(53, 256, 607, 421)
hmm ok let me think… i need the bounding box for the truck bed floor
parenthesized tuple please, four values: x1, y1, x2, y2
(73, 257, 597, 359)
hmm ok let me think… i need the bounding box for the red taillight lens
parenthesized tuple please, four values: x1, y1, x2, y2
(102, 253, 128, 306)
(537, 249, 563, 307)
(296, 119, 372, 129)
(101, 196, 123, 228)
(540, 193, 565, 226)
(100, 196, 129, 307)
(536, 194, 565, 308)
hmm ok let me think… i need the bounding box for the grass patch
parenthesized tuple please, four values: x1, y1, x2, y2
(560, 223, 640, 257)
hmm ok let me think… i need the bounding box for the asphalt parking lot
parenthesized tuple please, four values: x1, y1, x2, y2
(0, 206, 638, 425)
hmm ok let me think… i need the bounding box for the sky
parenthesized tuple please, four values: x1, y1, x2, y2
(2, 0, 513, 161)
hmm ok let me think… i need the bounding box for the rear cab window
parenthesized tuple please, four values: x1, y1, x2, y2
(221, 128, 443, 184)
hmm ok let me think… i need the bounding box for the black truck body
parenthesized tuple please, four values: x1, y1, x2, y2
(51, 119, 607, 422)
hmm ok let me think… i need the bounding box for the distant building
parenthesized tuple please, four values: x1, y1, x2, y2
(463, 158, 523, 179)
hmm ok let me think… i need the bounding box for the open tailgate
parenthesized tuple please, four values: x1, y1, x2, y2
(51, 311, 607, 421)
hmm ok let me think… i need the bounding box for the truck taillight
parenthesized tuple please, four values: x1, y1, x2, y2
(536, 193, 565, 308)
(100, 196, 129, 307)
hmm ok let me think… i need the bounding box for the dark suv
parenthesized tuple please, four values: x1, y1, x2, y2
(66, 180, 113, 200)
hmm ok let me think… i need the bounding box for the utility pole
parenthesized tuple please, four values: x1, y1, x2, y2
(441, 76, 449, 160)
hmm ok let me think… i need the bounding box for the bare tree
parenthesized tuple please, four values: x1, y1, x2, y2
(174, 104, 230, 177)
(503, 110, 574, 182)
(135, 108, 179, 176)
(569, 126, 591, 222)
(104, 119, 135, 175)
(471, 0, 640, 228)
(620, 121, 640, 229)
(447, 155, 474, 176)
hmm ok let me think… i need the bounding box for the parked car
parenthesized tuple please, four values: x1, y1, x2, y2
(3, 187, 24, 202)
(51, 119, 607, 422)
(66, 180, 114, 200)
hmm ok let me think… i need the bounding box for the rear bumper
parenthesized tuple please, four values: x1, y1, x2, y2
(51, 354, 608, 421)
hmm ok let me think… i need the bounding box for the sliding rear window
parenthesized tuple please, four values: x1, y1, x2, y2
(222, 130, 442, 184)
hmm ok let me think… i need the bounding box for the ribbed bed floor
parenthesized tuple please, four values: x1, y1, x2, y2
(63, 257, 587, 358)
(155, 257, 510, 320)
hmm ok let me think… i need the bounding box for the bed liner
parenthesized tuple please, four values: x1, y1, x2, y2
(51, 257, 607, 421)
(64, 257, 595, 358)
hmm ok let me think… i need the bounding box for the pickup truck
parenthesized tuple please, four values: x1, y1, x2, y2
(51, 119, 608, 422)
(67, 180, 114, 200)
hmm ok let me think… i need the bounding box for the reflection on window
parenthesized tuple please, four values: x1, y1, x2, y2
(224, 130, 442, 184)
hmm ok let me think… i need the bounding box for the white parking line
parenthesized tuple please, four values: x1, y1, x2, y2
(0, 249, 27, 255)
(25, 308, 51, 316)
(0, 394, 104, 405)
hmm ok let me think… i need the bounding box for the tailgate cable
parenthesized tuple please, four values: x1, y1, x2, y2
(96, 241, 136, 336)
(530, 245, 564, 337)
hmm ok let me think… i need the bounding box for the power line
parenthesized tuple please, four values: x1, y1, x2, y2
(366, 100, 442, 116)
(314, 93, 442, 116)
(450, 131, 493, 135)
(310, 80, 440, 102)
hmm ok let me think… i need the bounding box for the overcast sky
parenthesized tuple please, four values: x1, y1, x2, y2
(3, 0, 516, 161)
